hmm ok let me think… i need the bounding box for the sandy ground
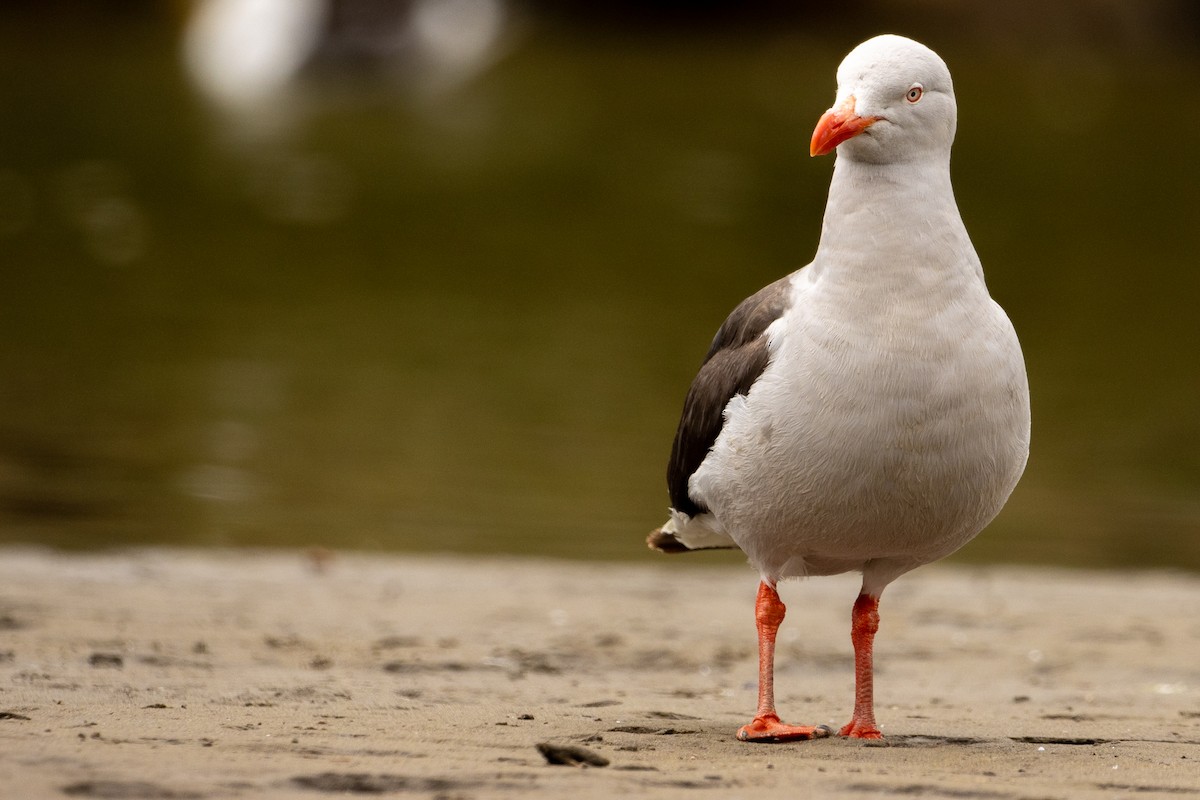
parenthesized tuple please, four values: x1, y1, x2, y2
(0, 548, 1197, 799)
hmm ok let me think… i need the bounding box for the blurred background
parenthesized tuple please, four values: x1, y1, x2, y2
(0, 0, 1197, 569)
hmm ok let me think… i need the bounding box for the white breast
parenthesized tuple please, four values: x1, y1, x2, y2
(690, 255, 1030, 587)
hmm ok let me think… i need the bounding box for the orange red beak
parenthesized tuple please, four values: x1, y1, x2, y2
(810, 96, 878, 157)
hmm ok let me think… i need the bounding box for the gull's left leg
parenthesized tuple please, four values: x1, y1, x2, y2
(839, 592, 884, 739)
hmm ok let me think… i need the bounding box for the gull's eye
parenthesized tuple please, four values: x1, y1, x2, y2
(906, 84, 924, 103)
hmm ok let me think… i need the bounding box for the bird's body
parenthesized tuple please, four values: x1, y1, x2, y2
(649, 34, 1030, 742)
(677, 156, 1028, 592)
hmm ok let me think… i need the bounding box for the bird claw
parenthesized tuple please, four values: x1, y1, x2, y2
(839, 719, 883, 739)
(737, 715, 833, 743)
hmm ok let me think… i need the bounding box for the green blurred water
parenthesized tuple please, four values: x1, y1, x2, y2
(1, 8, 1197, 569)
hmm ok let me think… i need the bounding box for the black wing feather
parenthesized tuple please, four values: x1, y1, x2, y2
(666, 276, 793, 517)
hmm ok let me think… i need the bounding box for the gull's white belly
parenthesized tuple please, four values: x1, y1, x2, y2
(690, 286, 1030, 584)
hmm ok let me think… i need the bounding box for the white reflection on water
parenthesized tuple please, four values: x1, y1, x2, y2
(183, 0, 510, 115)
(183, 0, 328, 109)
(410, 0, 507, 93)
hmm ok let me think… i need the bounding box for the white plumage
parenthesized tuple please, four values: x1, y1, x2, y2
(651, 34, 1030, 742)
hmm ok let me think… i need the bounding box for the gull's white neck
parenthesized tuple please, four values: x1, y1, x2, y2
(811, 154, 983, 295)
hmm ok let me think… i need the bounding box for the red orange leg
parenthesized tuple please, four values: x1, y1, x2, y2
(839, 592, 884, 739)
(737, 581, 831, 743)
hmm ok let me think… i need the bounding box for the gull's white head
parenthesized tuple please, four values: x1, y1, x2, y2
(810, 35, 956, 164)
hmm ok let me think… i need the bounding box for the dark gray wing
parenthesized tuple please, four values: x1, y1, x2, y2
(666, 275, 793, 517)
